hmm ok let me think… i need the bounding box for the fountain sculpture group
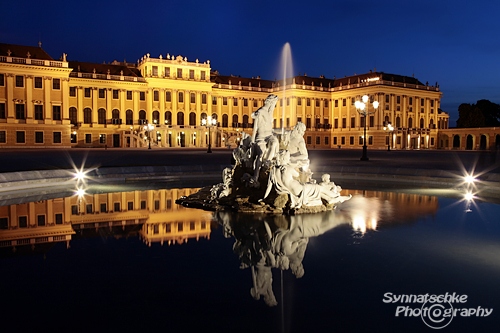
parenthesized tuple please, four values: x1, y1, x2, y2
(177, 94, 351, 214)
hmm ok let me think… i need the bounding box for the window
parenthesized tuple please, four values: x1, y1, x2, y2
(253, 100, 257, 107)
(324, 99, 328, 107)
(0, 103, 5, 118)
(141, 200, 146, 209)
(52, 78, 60, 90)
(358, 136, 363, 145)
(55, 213, 63, 225)
(201, 71, 206, 80)
(113, 89, 119, 99)
(315, 99, 319, 107)
(177, 68, 182, 78)
(71, 205, 78, 215)
(71, 133, 77, 143)
(350, 117, 355, 128)
(189, 69, 194, 79)
(98, 88, 105, 98)
(297, 98, 302, 106)
(178, 92, 184, 103)
(397, 96, 401, 104)
(324, 136, 329, 145)
(15, 75, 24, 87)
(335, 100, 338, 107)
(53, 132, 62, 143)
(19, 216, 28, 228)
(342, 118, 346, 128)
(385, 95, 390, 103)
(37, 215, 46, 226)
(69, 86, 76, 96)
(202, 94, 207, 104)
(409, 97, 413, 105)
(0, 217, 8, 229)
(165, 67, 170, 77)
(126, 110, 133, 125)
(100, 203, 107, 213)
(152, 66, 158, 76)
(166, 91, 171, 102)
(140, 92, 145, 101)
(316, 136, 320, 144)
(127, 202, 133, 210)
(85, 134, 92, 143)
(334, 118, 338, 129)
(98, 108, 106, 124)
(53, 105, 61, 120)
(86, 204, 93, 214)
(0, 131, 5, 143)
(343, 99, 346, 107)
(190, 93, 195, 104)
(306, 136, 312, 145)
(154, 200, 160, 210)
(16, 131, 26, 143)
(178, 223, 183, 232)
(35, 77, 42, 88)
(126, 90, 132, 100)
(84, 88, 91, 98)
(212, 96, 217, 105)
(35, 105, 43, 120)
(35, 131, 44, 143)
(233, 98, 238, 106)
(153, 90, 159, 101)
(166, 223, 171, 233)
(223, 97, 227, 105)
(0, 73, 4, 86)
(69, 107, 77, 124)
(243, 98, 248, 107)
(114, 202, 120, 212)
(84, 108, 92, 124)
(16, 104, 25, 119)
(351, 136, 355, 145)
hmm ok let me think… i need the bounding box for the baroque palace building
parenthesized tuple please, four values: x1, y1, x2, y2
(4, 41, 497, 151)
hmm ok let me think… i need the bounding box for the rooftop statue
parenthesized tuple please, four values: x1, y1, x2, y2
(176, 94, 351, 214)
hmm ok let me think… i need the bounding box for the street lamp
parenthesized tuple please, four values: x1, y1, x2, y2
(383, 122, 394, 151)
(202, 115, 217, 153)
(355, 95, 379, 161)
(143, 122, 154, 149)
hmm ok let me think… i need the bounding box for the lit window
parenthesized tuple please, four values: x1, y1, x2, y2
(52, 78, 61, 90)
(15, 75, 24, 87)
(34, 77, 42, 88)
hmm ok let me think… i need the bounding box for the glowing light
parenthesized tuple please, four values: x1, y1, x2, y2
(464, 174, 476, 184)
(74, 170, 86, 182)
(464, 192, 474, 201)
(76, 188, 86, 197)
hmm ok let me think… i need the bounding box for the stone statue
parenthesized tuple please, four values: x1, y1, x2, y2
(251, 94, 279, 185)
(286, 122, 309, 170)
(265, 150, 351, 209)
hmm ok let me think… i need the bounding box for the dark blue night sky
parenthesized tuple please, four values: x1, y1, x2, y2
(2, 0, 500, 125)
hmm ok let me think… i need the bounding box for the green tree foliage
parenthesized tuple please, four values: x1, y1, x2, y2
(456, 100, 500, 128)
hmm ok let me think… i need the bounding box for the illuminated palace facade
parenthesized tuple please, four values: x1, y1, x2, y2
(0, 42, 457, 150)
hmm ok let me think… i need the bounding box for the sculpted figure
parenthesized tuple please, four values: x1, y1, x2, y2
(266, 150, 351, 208)
(319, 173, 341, 196)
(250, 260, 277, 307)
(251, 94, 279, 185)
(232, 131, 253, 168)
(287, 122, 309, 170)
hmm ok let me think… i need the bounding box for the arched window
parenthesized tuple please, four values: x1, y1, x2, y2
(408, 117, 413, 128)
(396, 116, 401, 128)
(139, 110, 146, 124)
(152, 110, 160, 124)
(453, 135, 460, 148)
(222, 114, 228, 128)
(112, 109, 120, 119)
(466, 134, 473, 150)
(69, 107, 77, 125)
(177, 111, 185, 126)
(98, 108, 106, 124)
(200, 112, 207, 126)
(126, 110, 133, 125)
(83, 108, 92, 124)
(232, 114, 239, 127)
(189, 112, 196, 126)
(165, 111, 172, 125)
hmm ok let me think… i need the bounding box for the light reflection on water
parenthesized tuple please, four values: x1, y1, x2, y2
(0, 185, 499, 332)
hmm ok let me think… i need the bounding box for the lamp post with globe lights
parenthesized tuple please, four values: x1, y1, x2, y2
(202, 115, 217, 153)
(144, 122, 154, 149)
(355, 95, 378, 161)
(383, 122, 394, 151)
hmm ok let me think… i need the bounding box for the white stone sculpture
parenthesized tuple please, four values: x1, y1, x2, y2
(177, 93, 351, 214)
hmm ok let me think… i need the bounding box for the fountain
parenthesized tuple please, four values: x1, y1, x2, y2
(177, 44, 351, 214)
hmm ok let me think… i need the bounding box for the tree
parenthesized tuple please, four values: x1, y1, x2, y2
(456, 100, 500, 128)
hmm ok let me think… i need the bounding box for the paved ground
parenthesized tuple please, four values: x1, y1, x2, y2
(0, 147, 499, 174)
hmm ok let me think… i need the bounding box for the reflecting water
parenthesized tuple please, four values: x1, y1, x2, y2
(0, 185, 499, 332)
